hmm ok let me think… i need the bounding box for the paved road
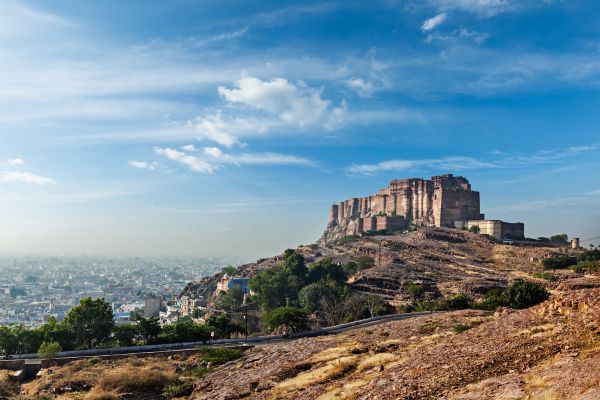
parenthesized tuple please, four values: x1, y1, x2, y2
(9, 311, 434, 361)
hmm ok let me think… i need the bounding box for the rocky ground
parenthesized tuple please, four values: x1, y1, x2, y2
(190, 289, 600, 400)
(182, 227, 579, 305)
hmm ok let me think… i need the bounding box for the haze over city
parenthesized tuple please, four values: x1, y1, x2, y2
(1, 0, 599, 259)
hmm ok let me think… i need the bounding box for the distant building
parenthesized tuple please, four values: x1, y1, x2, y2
(460, 220, 525, 241)
(216, 275, 250, 294)
(143, 294, 162, 317)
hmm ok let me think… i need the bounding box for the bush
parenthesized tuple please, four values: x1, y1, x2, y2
(532, 272, 556, 281)
(542, 255, 577, 269)
(469, 225, 480, 234)
(579, 249, 600, 262)
(197, 347, 243, 365)
(298, 282, 341, 312)
(504, 280, 549, 309)
(438, 293, 473, 311)
(38, 341, 62, 359)
(96, 368, 176, 394)
(569, 260, 600, 274)
(263, 307, 309, 334)
(453, 324, 473, 333)
(405, 283, 424, 301)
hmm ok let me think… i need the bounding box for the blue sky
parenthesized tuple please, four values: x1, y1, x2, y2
(1, 0, 599, 259)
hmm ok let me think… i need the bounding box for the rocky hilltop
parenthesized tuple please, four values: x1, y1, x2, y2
(183, 227, 567, 305)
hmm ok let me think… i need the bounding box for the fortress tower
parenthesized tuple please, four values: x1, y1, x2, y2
(326, 174, 484, 237)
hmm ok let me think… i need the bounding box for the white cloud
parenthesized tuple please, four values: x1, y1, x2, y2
(203, 147, 224, 158)
(155, 146, 314, 173)
(218, 77, 346, 127)
(128, 160, 161, 170)
(1, 171, 56, 185)
(346, 78, 375, 98)
(155, 147, 217, 174)
(422, 13, 447, 31)
(429, 0, 516, 17)
(194, 111, 241, 147)
(6, 158, 25, 166)
(182, 144, 197, 152)
(347, 156, 497, 175)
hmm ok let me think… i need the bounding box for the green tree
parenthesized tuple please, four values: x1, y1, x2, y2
(343, 255, 375, 276)
(504, 280, 549, 309)
(469, 225, 480, 234)
(308, 258, 346, 285)
(249, 265, 301, 310)
(263, 307, 309, 334)
(215, 285, 245, 310)
(550, 233, 568, 243)
(298, 282, 341, 313)
(222, 265, 238, 276)
(63, 297, 114, 349)
(38, 341, 62, 360)
(160, 319, 211, 343)
(137, 316, 162, 343)
(282, 249, 308, 282)
(112, 324, 139, 347)
(206, 315, 246, 339)
(363, 295, 389, 318)
(405, 283, 424, 301)
(0, 326, 17, 357)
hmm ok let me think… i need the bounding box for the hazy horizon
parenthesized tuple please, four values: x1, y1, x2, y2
(1, 0, 599, 259)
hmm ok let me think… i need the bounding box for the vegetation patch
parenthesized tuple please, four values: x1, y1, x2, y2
(275, 356, 359, 392)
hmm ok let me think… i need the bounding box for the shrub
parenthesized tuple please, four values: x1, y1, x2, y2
(163, 382, 194, 398)
(197, 347, 243, 365)
(453, 324, 473, 333)
(532, 272, 556, 281)
(38, 341, 62, 359)
(475, 288, 508, 311)
(298, 282, 341, 312)
(570, 260, 600, 274)
(405, 283, 424, 301)
(542, 255, 577, 269)
(504, 280, 549, 309)
(438, 293, 473, 311)
(263, 307, 309, 334)
(96, 368, 176, 394)
(469, 225, 480, 234)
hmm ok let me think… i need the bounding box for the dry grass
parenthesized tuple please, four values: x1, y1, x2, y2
(356, 353, 397, 372)
(84, 391, 120, 400)
(310, 346, 354, 363)
(95, 367, 177, 394)
(275, 356, 359, 392)
(317, 378, 371, 400)
(517, 323, 556, 337)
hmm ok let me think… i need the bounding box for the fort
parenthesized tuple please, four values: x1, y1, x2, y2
(323, 174, 524, 242)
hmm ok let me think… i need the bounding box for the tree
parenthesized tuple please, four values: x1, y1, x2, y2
(504, 280, 549, 309)
(405, 283, 424, 301)
(550, 234, 568, 243)
(343, 255, 375, 276)
(0, 326, 17, 357)
(160, 319, 211, 343)
(249, 265, 301, 310)
(263, 307, 309, 334)
(215, 285, 245, 310)
(222, 265, 238, 276)
(363, 295, 389, 318)
(137, 316, 162, 343)
(38, 341, 61, 360)
(112, 324, 139, 347)
(282, 249, 308, 282)
(206, 315, 246, 339)
(298, 282, 341, 313)
(63, 297, 114, 349)
(469, 225, 480, 234)
(308, 258, 346, 285)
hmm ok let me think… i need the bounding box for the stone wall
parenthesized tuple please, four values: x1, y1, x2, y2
(323, 174, 484, 241)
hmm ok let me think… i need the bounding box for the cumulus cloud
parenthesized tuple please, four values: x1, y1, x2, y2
(1, 171, 56, 185)
(6, 158, 25, 166)
(346, 78, 375, 98)
(155, 147, 217, 173)
(218, 77, 330, 125)
(422, 13, 447, 31)
(155, 146, 314, 173)
(181, 144, 197, 152)
(128, 160, 161, 170)
(347, 157, 497, 175)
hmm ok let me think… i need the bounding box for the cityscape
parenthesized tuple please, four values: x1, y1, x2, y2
(0, 257, 225, 327)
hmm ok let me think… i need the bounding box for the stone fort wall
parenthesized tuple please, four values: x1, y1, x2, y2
(327, 174, 484, 237)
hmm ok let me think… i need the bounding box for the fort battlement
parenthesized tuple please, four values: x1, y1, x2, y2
(323, 174, 524, 242)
